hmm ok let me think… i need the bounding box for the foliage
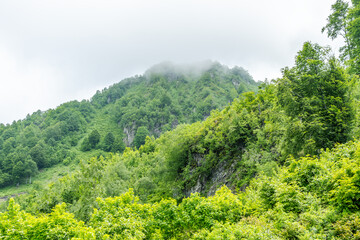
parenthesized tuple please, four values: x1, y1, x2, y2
(0, 61, 257, 189)
(133, 126, 149, 149)
(277, 42, 352, 157)
(81, 129, 101, 151)
(323, 0, 360, 74)
(0, 199, 95, 239)
(5, 140, 360, 239)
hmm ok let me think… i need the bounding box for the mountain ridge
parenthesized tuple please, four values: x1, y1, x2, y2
(0, 61, 259, 191)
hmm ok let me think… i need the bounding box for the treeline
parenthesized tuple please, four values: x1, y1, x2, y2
(0, 61, 257, 188)
(0, 101, 95, 187)
(94, 62, 257, 143)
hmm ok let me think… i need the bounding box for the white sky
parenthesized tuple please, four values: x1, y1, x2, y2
(0, 0, 344, 124)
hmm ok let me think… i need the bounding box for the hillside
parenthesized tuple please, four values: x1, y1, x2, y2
(6, 40, 357, 215)
(4, 140, 360, 239)
(0, 61, 258, 192)
(1, 0, 360, 238)
(2, 39, 360, 238)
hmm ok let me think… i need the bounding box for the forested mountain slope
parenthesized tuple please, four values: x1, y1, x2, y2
(2, 40, 360, 239)
(2, 0, 360, 238)
(0, 61, 258, 190)
(8, 41, 358, 222)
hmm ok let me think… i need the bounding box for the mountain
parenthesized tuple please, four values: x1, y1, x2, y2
(0, 61, 259, 189)
(2, 1, 360, 238)
(1, 41, 360, 239)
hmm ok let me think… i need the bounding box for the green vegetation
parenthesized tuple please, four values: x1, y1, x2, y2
(1, 1, 360, 238)
(3, 141, 360, 239)
(0, 61, 257, 191)
(277, 42, 352, 157)
(11, 41, 356, 224)
(323, 0, 360, 73)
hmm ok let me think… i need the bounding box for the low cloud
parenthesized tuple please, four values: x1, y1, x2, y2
(0, 0, 343, 124)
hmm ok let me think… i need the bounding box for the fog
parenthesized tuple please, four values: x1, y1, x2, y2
(0, 0, 344, 124)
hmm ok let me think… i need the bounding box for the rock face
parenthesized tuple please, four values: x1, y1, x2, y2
(152, 125, 162, 138)
(123, 124, 136, 147)
(206, 160, 238, 196)
(123, 121, 177, 146)
(171, 119, 178, 129)
(184, 154, 238, 197)
(232, 79, 240, 88)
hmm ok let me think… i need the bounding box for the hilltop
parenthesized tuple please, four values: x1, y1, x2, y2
(0, 61, 258, 192)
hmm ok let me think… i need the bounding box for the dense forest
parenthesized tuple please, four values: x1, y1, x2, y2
(0, 61, 257, 188)
(1, 0, 360, 239)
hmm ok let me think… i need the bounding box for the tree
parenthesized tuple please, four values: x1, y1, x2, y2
(133, 126, 149, 149)
(59, 111, 85, 134)
(323, 0, 360, 74)
(277, 42, 352, 156)
(111, 137, 126, 153)
(102, 132, 115, 152)
(160, 93, 172, 107)
(21, 124, 40, 148)
(23, 158, 38, 184)
(347, 0, 360, 73)
(322, 0, 351, 61)
(44, 124, 62, 143)
(0, 170, 11, 187)
(30, 142, 48, 169)
(80, 138, 91, 152)
(88, 130, 100, 149)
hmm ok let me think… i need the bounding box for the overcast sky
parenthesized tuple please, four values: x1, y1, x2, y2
(0, 0, 344, 124)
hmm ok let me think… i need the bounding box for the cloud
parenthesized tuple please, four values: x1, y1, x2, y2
(0, 0, 344, 124)
(0, 47, 68, 123)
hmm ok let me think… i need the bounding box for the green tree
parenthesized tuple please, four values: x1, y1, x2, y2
(160, 93, 172, 107)
(23, 158, 38, 184)
(80, 138, 91, 152)
(20, 124, 40, 148)
(30, 142, 48, 169)
(133, 126, 149, 149)
(322, 0, 351, 61)
(88, 129, 100, 149)
(323, 0, 360, 73)
(348, 0, 360, 73)
(102, 132, 115, 152)
(44, 123, 62, 143)
(111, 137, 126, 153)
(277, 42, 352, 156)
